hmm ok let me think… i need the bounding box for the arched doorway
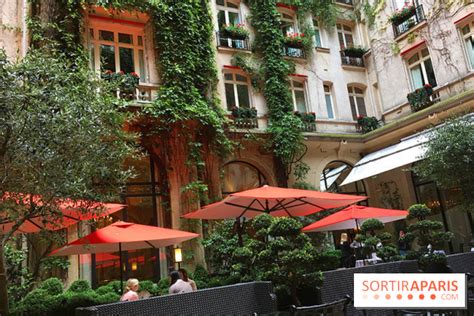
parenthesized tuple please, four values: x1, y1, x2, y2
(222, 161, 267, 196)
(320, 160, 368, 205)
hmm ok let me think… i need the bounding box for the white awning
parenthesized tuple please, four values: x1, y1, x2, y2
(320, 165, 348, 191)
(340, 131, 432, 186)
(341, 113, 473, 186)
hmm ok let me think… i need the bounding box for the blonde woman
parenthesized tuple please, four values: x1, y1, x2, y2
(120, 278, 139, 302)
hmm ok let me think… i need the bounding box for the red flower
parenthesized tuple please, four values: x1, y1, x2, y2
(104, 70, 113, 74)
(424, 83, 432, 88)
(119, 71, 125, 75)
(130, 72, 139, 77)
(357, 115, 364, 120)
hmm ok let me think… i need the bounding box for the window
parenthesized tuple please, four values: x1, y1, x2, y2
(222, 161, 267, 196)
(89, 24, 146, 82)
(224, 72, 251, 110)
(407, 47, 437, 89)
(347, 86, 367, 120)
(313, 19, 323, 47)
(280, 11, 297, 35)
(216, 0, 241, 30)
(461, 23, 474, 69)
(337, 23, 354, 49)
(324, 84, 335, 119)
(290, 79, 307, 112)
(393, 0, 412, 9)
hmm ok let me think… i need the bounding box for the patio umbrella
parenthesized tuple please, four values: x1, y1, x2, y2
(0, 192, 126, 234)
(302, 205, 408, 233)
(183, 185, 368, 219)
(50, 221, 199, 291)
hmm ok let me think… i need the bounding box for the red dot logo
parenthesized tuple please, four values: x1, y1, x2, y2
(397, 294, 402, 300)
(374, 294, 379, 300)
(419, 294, 425, 300)
(408, 294, 413, 300)
(430, 294, 436, 300)
(385, 294, 391, 300)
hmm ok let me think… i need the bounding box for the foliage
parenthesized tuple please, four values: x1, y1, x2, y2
(407, 84, 434, 112)
(67, 280, 92, 293)
(102, 70, 140, 93)
(138, 280, 160, 296)
(280, 0, 338, 27)
(231, 107, 258, 119)
(40, 256, 70, 272)
(413, 116, 474, 207)
(5, 242, 33, 307)
(357, 219, 400, 262)
(343, 46, 366, 58)
(283, 32, 309, 49)
(389, 3, 416, 24)
(357, 115, 380, 133)
(402, 204, 454, 262)
(222, 23, 250, 39)
(359, 0, 386, 27)
(39, 277, 64, 295)
(294, 111, 316, 124)
(203, 215, 326, 306)
(248, 0, 308, 183)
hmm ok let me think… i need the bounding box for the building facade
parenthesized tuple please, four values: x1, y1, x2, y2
(1, 0, 473, 286)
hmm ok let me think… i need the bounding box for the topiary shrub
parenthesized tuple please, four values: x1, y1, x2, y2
(317, 250, 342, 271)
(139, 280, 160, 297)
(95, 285, 113, 296)
(13, 288, 51, 314)
(96, 292, 120, 304)
(67, 279, 91, 293)
(62, 290, 99, 315)
(106, 280, 123, 296)
(39, 277, 64, 295)
(192, 265, 209, 289)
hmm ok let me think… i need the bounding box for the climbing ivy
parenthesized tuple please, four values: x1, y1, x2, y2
(247, 0, 309, 184)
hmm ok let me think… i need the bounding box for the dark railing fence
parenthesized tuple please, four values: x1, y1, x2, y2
(233, 117, 259, 129)
(335, 0, 353, 5)
(392, 5, 425, 38)
(301, 122, 317, 132)
(216, 31, 250, 50)
(283, 45, 306, 59)
(340, 51, 365, 67)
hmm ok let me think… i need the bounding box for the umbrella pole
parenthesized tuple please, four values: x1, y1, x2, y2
(119, 242, 123, 295)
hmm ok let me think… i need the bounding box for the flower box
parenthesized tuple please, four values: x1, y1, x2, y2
(343, 46, 366, 58)
(389, 4, 416, 24)
(283, 32, 306, 49)
(222, 24, 250, 40)
(294, 111, 316, 124)
(356, 115, 379, 133)
(102, 71, 140, 99)
(231, 106, 257, 119)
(407, 84, 434, 112)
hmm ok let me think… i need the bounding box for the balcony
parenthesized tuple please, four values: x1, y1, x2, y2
(232, 117, 259, 129)
(392, 5, 425, 38)
(340, 51, 365, 67)
(283, 45, 305, 59)
(300, 122, 316, 132)
(117, 83, 159, 104)
(216, 31, 250, 51)
(335, 0, 353, 5)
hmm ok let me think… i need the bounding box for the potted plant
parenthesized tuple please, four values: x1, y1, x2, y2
(231, 106, 257, 119)
(283, 32, 306, 49)
(222, 24, 250, 40)
(407, 83, 434, 112)
(343, 46, 366, 58)
(389, 4, 416, 24)
(356, 115, 379, 133)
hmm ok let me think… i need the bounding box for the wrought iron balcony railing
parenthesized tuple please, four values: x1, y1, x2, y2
(300, 122, 316, 132)
(392, 5, 425, 38)
(335, 0, 353, 5)
(216, 31, 250, 51)
(283, 45, 306, 59)
(340, 51, 365, 67)
(232, 117, 259, 129)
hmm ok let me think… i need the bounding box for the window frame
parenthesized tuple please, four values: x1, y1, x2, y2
(347, 85, 367, 120)
(216, 0, 242, 30)
(289, 78, 308, 112)
(279, 9, 298, 36)
(313, 19, 323, 48)
(323, 84, 335, 119)
(460, 22, 474, 70)
(406, 47, 437, 90)
(88, 20, 147, 82)
(223, 71, 252, 110)
(337, 23, 354, 49)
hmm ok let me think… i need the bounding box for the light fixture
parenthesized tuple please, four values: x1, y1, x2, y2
(174, 246, 182, 269)
(340, 233, 348, 243)
(131, 261, 138, 271)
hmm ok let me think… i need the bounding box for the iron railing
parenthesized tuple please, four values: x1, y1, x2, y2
(232, 117, 259, 129)
(340, 51, 365, 67)
(392, 5, 426, 38)
(283, 45, 306, 59)
(216, 31, 250, 50)
(335, 0, 353, 5)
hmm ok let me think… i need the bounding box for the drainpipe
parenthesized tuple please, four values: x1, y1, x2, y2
(21, 0, 30, 57)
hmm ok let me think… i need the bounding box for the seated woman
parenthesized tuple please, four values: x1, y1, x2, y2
(169, 271, 193, 294)
(179, 268, 197, 291)
(120, 279, 140, 302)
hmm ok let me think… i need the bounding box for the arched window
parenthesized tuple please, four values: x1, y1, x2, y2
(347, 85, 367, 120)
(320, 161, 368, 205)
(216, 0, 241, 30)
(222, 161, 267, 195)
(224, 72, 251, 110)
